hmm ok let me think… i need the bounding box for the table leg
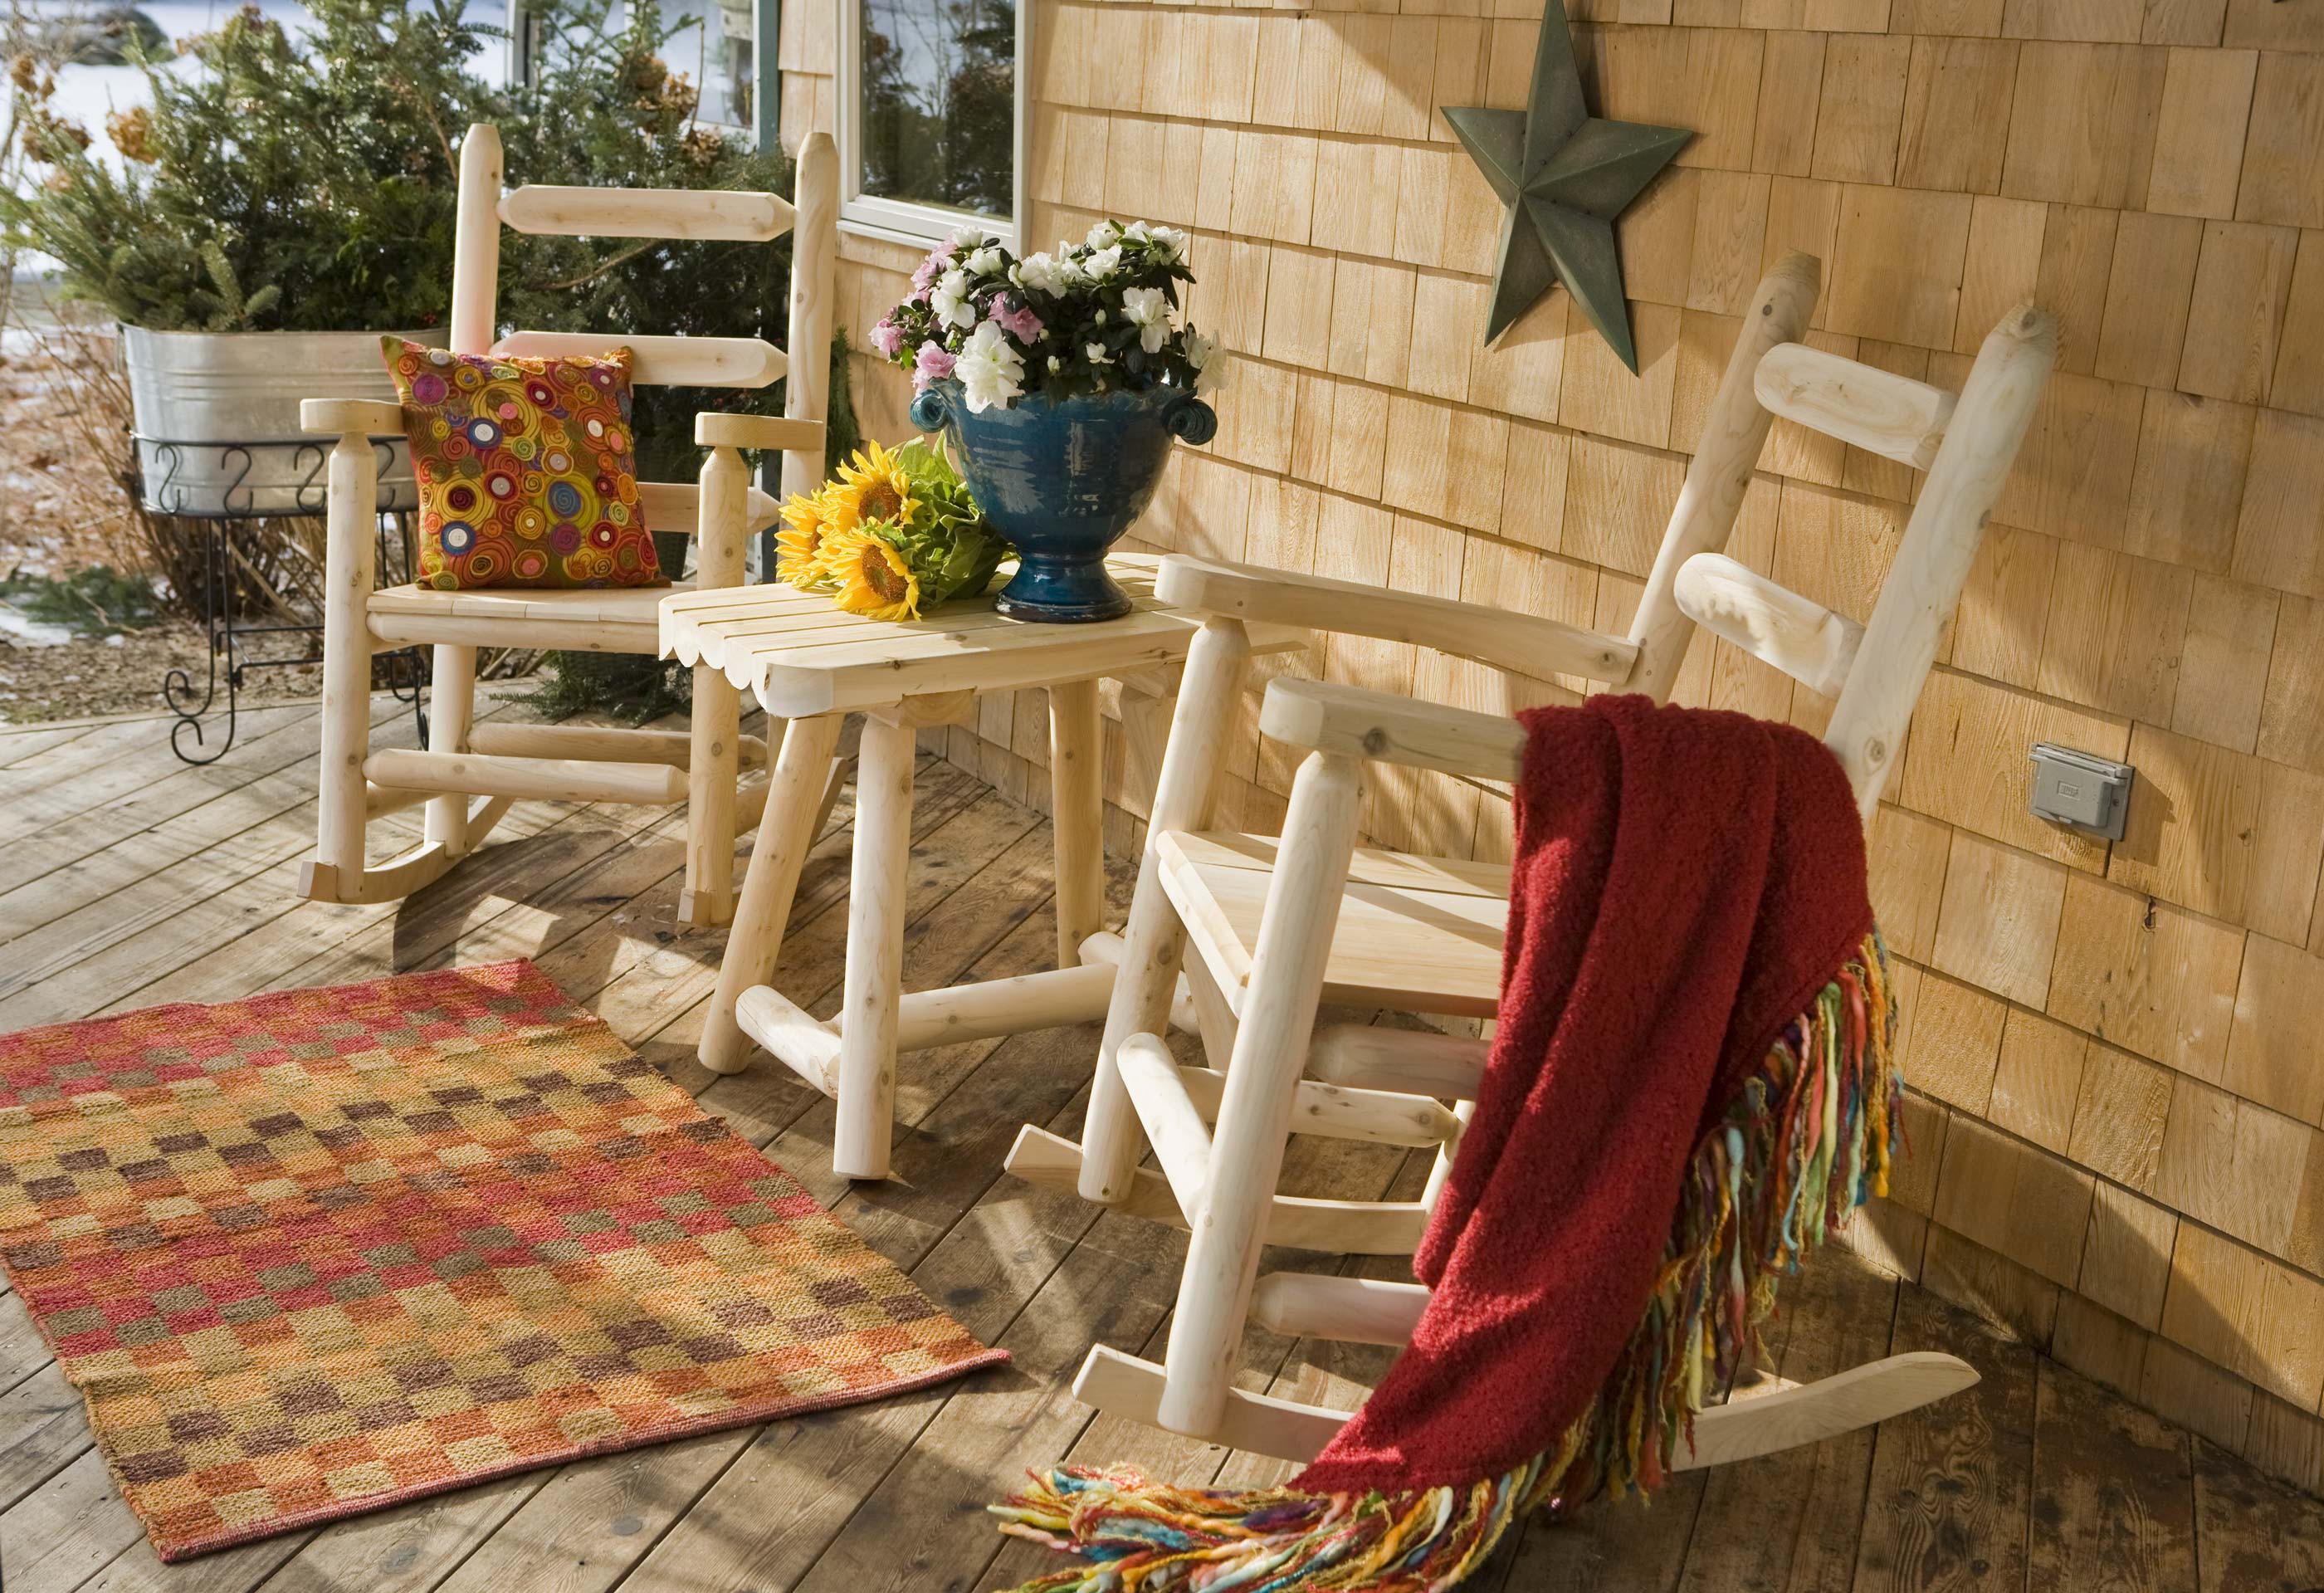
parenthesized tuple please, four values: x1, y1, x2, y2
(1048, 677, 1106, 968)
(679, 665, 741, 929)
(699, 712, 844, 1076)
(833, 711, 915, 1180)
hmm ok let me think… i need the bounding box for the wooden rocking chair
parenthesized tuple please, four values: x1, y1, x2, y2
(1006, 254, 2058, 1465)
(299, 122, 836, 928)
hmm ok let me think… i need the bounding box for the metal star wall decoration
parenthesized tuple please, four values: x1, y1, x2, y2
(1444, 0, 1691, 373)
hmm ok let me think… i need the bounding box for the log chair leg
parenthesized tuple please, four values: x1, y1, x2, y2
(1159, 750, 1365, 1439)
(700, 712, 845, 1075)
(1079, 619, 1252, 1206)
(1048, 677, 1105, 970)
(309, 432, 378, 901)
(832, 712, 916, 1180)
(423, 644, 479, 856)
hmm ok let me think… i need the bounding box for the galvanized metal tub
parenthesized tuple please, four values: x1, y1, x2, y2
(121, 325, 439, 517)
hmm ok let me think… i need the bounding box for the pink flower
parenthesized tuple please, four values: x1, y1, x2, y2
(912, 340, 957, 392)
(990, 298, 1044, 344)
(869, 317, 906, 358)
(908, 248, 951, 305)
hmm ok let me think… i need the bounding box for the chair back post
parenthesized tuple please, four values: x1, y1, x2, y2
(1824, 303, 2057, 814)
(782, 132, 840, 506)
(450, 124, 504, 357)
(1623, 252, 1820, 703)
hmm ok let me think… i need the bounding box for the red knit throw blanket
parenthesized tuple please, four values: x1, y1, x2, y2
(996, 696, 1902, 1591)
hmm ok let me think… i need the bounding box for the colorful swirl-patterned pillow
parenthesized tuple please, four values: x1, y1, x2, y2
(383, 336, 666, 590)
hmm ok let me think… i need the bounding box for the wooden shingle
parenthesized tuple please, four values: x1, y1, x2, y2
(2047, 871, 2243, 1077)
(2224, 933, 2324, 1126)
(2178, 220, 2299, 403)
(1826, 184, 1975, 346)
(2107, 721, 2263, 921)
(2080, 1180, 2180, 1328)
(2146, 46, 2258, 218)
(2172, 574, 2279, 753)
(1932, 831, 2071, 1008)
(2001, 42, 2166, 208)
(2238, 51, 2324, 229)
(1990, 1005, 2092, 1152)
(1898, 37, 2022, 193)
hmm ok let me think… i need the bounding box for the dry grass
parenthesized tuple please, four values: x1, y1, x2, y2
(1, 315, 328, 623)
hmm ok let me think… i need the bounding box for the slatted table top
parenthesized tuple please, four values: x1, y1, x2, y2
(661, 553, 1289, 717)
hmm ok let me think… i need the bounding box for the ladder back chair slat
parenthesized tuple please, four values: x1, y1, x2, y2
(498, 183, 796, 242)
(1672, 552, 1865, 701)
(490, 331, 786, 388)
(1753, 341, 1957, 471)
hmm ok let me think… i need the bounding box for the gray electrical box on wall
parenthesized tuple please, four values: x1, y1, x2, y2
(2029, 743, 2135, 840)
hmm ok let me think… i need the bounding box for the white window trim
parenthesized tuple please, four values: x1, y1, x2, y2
(833, 0, 1028, 253)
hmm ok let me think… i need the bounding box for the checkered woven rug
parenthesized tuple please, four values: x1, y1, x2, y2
(0, 960, 1008, 1561)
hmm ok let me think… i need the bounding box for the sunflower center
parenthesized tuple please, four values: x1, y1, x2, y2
(862, 481, 904, 521)
(862, 550, 910, 601)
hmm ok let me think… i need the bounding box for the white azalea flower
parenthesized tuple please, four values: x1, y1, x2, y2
(1120, 286, 1171, 354)
(1012, 252, 1070, 295)
(1148, 225, 1190, 262)
(950, 224, 993, 250)
(1085, 220, 1121, 249)
(1047, 354, 1062, 372)
(1085, 341, 1113, 366)
(1082, 244, 1123, 281)
(1182, 329, 1223, 394)
(930, 268, 975, 333)
(965, 245, 1003, 277)
(955, 320, 1027, 413)
(1122, 220, 1152, 243)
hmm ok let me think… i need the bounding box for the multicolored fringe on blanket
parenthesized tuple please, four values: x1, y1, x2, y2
(990, 929, 1900, 1593)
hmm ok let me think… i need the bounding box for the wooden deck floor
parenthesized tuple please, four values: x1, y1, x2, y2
(2, 699, 2322, 1593)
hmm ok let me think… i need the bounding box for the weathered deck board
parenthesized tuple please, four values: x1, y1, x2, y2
(0, 711, 2310, 1593)
(2029, 1359, 2197, 1592)
(1852, 1285, 2039, 1591)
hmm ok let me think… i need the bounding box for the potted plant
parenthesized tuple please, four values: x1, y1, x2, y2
(0, 2, 479, 514)
(875, 220, 1223, 622)
(1, 0, 802, 532)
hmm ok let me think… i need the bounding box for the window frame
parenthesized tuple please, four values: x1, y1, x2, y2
(834, 0, 1029, 252)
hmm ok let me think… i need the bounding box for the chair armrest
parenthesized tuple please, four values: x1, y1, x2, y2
(696, 413, 826, 453)
(300, 398, 403, 435)
(1259, 677, 1526, 781)
(1156, 555, 1636, 685)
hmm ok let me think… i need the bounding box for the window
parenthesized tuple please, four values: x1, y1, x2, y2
(505, 2, 757, 128)
(655, 0, 758, 129)
(839, 0, 1025, 249)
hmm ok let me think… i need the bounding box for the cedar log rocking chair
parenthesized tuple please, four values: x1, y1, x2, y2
(299, 122, 836, 928)
(1006, 254, 2058, 1465)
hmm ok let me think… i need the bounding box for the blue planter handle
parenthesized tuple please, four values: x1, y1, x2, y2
(909, 384, 950, 435)
(1160, 392, 1218, 447)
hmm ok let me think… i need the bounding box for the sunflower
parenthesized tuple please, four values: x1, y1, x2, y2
(776, 489, 841, 589)
(828, 441, 920, 530)
(824, 524, 922, 622)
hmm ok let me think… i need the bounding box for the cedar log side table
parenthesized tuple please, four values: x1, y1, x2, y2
(662, 553, 1292, 1180)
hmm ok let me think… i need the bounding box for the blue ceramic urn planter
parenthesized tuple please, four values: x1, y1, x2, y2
(908, 379, 1218, 623)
